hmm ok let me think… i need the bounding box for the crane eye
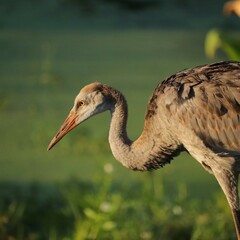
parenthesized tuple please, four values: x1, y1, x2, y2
(76, 100, 85, 109)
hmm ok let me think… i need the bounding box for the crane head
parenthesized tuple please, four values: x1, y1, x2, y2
(47, 82, 110, 150)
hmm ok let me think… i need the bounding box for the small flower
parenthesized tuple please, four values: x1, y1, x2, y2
(104, 163, 114, 174)
(100, 201, 112, 213)
(172, 205, 183, 215)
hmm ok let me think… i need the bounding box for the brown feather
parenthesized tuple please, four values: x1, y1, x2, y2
(49, 60, 240, 239)
(147, 61, 240, 156)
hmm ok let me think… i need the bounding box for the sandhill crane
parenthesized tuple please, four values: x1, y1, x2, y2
(48, 61, 240, 239)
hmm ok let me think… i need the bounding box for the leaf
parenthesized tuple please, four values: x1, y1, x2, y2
(84, 208, 98, 220)
(204, 29, 221, 59)
(205, 29, 240, 61)
(102, 221, 116, 231)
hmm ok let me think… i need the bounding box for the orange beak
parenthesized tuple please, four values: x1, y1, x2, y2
(47, 111, 78, 151)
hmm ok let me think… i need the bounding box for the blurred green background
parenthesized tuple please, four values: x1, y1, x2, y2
(0, 0, 240, 239)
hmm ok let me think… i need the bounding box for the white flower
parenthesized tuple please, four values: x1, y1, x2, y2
(100, 201, 112, 213)
(172, 205, 183, 215)
(104, 163, 114, 174)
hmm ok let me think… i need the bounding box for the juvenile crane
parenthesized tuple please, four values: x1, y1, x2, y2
(48, 61, 240, 239)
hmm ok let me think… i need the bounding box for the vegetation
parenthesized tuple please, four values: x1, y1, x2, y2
(0, 0, 238, 239)
(0, 176, 235, 240)
(205, 29, 240, 60)
(205, 0, 240, 61)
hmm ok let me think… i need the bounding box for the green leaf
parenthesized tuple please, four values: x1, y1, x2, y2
(205, 29, 240, 61)
(205, 29, 221, 59)
(84, 208, 98, 220)
(102, 221, 116, 231)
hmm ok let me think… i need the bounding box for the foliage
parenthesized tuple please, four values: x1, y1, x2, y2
(205, 1, 240, 61)
(0, 1, 235, 239)
(0, 173, 235, 240)
(205, 29, 240, 61)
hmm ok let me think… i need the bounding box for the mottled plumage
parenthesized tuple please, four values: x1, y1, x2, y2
(48, 61, 240, 239)
(151, 61, 240, 155)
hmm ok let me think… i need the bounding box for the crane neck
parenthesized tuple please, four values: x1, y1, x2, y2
(108, 89, 132, 166)
(107, 87, 181, 171)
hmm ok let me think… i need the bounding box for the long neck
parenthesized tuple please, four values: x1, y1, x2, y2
(108, 93, 132, 167)
(108, 89, 181, 171)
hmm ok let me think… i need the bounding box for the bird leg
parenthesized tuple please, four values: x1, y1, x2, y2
(213, 169, 239, 239)
(232, 209, 240, 240)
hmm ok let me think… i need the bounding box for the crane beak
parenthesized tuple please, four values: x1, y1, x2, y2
(47, 111, 78, 151)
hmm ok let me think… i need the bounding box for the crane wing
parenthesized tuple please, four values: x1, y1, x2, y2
(158, 61, 240, 156)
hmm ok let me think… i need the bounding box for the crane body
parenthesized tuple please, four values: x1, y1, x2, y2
(48, 61, 240, 239)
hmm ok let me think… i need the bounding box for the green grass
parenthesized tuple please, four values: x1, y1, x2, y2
(0, 27, 235, 239)
(0, 176, 236, 240)
(0, 28, 220, 194)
